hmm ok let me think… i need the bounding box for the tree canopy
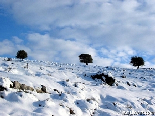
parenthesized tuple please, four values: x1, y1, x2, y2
(16, 50, 28, 60)
(79, 54, 93, 65)
(130, 56, 144, 69)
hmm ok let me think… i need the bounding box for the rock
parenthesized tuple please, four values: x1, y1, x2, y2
(36, 89, 44, 93)
(41, 85, 46, 93)
(13, 81, 21, 89)
(2, 78, 46, 93)
(69, 108, 75, 115)
(12, 81, 34, 91)
(35, 85, 47, 93)
(127, 82, 130, 86)
(0, 85, 7, 91)
(7, 58, 12, 61)
(121, 75, 126, 78)
(54, 89, 60, 93)
(20, 84, 26, 90)
(26, 86, 34, 91)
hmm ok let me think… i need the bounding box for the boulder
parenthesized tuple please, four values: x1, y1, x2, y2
(20, 84, 26, 91)
(26, 86, 34, 91)
(41, 85, 46, 93)
(12, 81, 21, 89)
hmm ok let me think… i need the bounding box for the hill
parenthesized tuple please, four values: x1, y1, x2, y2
(0, 57, 155, 116)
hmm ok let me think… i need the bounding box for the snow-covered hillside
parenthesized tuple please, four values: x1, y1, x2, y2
(0, 57, 155, 116)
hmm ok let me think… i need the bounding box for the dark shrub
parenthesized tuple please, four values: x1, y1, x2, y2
(91, 73, 105, 82)
(91, 73, 115, 86)
(105, 77, 115, 86)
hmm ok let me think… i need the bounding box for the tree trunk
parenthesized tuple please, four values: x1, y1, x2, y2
(137, 66, 139, 69)
(86, 62, 88, 65)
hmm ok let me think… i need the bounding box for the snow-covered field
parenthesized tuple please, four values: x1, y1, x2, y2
(0, 57, 155, 116)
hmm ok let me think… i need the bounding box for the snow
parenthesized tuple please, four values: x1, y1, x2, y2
(0, 77, 13, 88)
(0, 57, 155, 116)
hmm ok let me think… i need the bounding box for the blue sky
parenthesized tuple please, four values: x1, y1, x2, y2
(0, 0, 155, 68)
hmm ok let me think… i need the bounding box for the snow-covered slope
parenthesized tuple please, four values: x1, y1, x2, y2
(0, 57, 155, 116)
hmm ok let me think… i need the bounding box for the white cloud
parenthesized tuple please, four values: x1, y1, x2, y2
(112, 62, 133, 68)
(101, 46, 136, 62)
(0, 40, 16, 55)
(12, 36, 23, 44)
(1, 0, 155, 67)
(22, 33, 126, 66)
(93, 57, 114, 66)
(26, 33, 97, 63)
(121, 0, 139, 13)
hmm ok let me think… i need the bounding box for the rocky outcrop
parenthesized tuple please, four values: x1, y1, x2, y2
(11, 81, 48, 93)
(11, 81, 34, 91)
(0, 76, 47, 93)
